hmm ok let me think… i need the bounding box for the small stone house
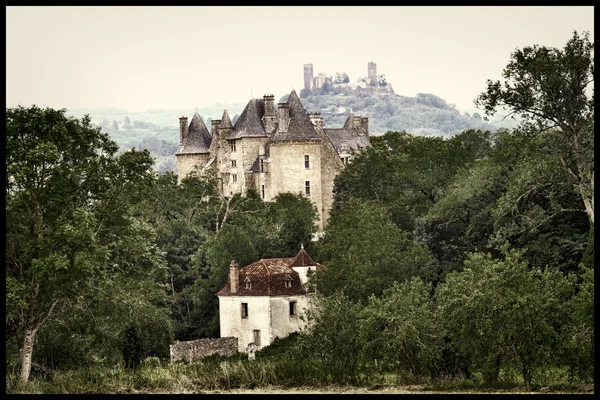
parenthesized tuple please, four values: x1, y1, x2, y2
(216, 246, 324, 353)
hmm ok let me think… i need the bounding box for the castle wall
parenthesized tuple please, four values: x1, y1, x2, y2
(268, 141, 323, 229)
(169, 337, 238, 363)
(240, 137, 268, 193)
(176, 153, 211, 183)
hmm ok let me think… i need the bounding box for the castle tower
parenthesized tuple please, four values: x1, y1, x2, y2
(368, 61, 377, 86)
(303, 63, 314, 90)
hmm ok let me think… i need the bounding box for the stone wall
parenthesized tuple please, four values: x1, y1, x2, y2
(169, 337, 238, 363)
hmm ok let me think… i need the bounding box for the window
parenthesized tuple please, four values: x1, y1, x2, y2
(253, 330, 261, 346)
(241, 303, 248, 318)
(260, 159, 264, 172)
(244, 277, 252, 290)
(261, 185, 265, 199)
(285, 279, 292, 288)
(289, 301, 297, 316)
(230, 140, 236, 152)
(232, 174, 237, 183)
(305, 181, 311, 196)
(304, 155, 310, 169)
(231, 160, 237, 167)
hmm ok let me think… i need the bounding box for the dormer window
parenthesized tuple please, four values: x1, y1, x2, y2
(244, 277, 252, 290)
(284, 275, 292, 288)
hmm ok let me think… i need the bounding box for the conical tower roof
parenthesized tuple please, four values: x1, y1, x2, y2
(177, 111, 212, 154)
(229, 99, 267, 139)
(220, 109, 233, 129)
(289, 244, 317, 267)
(270, 90, 322, 143)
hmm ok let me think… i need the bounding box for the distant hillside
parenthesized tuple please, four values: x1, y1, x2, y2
(297, 88, 507, 137)
(67, 90, 519, 174)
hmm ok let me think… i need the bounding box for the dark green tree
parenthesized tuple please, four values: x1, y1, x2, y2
(475, 30, 594, 224)
(6, 106, 167, 383)
(315, 197, 438, 303)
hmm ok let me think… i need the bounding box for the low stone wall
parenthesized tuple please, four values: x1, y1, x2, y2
(170, 337, 239, 363)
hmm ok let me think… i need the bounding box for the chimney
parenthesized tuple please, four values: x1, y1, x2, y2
(229, 260, 239, 293)
(277, 103, 290, 132)
(263, 95, 277, 134)
(179, 116, 188, 146)
(308, 112, 323, 131)
(360, 117, 369, 135)
(210, 119, 221, 153)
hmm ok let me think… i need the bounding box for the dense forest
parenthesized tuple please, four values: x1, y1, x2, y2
(6, 31, 593, 393)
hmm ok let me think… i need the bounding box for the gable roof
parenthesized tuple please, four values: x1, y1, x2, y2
(176, 111, 212, 154)
(217, 248, 324, 297)
(228, 99, 268, 139)
(269, 90, 322, 143)
(324, 112, 370, 154)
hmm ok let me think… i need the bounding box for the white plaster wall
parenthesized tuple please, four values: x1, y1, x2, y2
(268, 295, 312, 342)
(219, 294, 314, 352)
(218, 295, 272, 353)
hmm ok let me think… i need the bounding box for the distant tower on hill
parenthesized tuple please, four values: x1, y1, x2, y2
(368, 61, 377, 86)
(303, 63, 314, 90)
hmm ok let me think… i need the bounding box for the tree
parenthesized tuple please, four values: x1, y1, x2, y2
(475, 30, 594, 223)
(436, 248, 575, 386)
(6, 106, 166, 384)
(334, 72, 350, 84)
(377, 74, 387, 87)
(314, 197, 438, 303)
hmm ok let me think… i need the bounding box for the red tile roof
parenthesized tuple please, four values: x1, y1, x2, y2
(216, 249, 324, 297)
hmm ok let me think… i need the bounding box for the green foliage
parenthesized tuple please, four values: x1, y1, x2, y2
(436, 248, 576, 386)
(123, 325, 145, 370)
(6, 105, 170, 382)
(299, 91, 497, 136)
(475, 30, 594, 223)
(315, 197, 438, 302)
(294, 293, 369, 384)
(362, 278, 440, 377)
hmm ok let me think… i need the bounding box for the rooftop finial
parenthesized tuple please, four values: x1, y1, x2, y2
(300, 243, 304, 249)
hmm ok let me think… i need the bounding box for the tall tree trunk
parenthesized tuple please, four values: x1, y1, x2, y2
(20, 327, 38, 384)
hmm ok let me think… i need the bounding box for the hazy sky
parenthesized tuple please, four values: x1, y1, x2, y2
(6, 6, 594, 113)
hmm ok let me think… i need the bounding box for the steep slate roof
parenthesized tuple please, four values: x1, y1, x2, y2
(220, 109, 233, 129)
(324, 113, 370, 154)
(270, 90, 322, 143)
(176, 112, 212, 154)
(228, 99, 268, 139)
(216, 248, 324, 297)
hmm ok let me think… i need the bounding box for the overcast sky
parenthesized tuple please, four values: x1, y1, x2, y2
(6, 6, 594, 114)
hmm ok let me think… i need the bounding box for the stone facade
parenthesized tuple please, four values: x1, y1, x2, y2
(176, 89, 370, 230)
(169, 337, 238, 363)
